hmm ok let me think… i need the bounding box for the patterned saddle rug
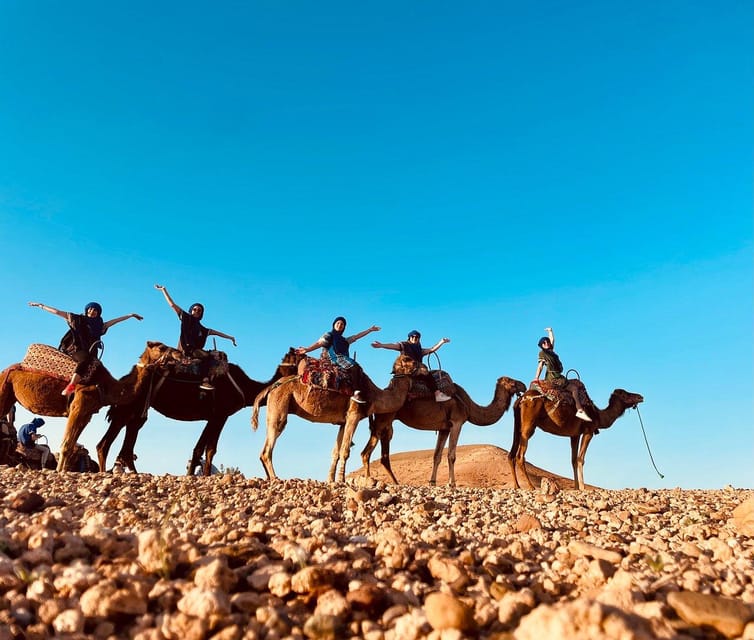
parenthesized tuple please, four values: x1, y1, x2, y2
(140, 342, 229, 381)
(529, 378, 593, 409)
(20, 343, 100, 383)
(299, 356, 354, 396)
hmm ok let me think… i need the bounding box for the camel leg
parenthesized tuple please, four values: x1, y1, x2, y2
(187, 424, 211, 475)
(360, 415, 398, 483)
(260, 410, 287, 480)
(116, 416, 147, 472)
(429, 430, 450, 486)
(508, 404, 523, 488)
(0, 380, 16, 418)
(199, 417, 228, 476)
(58, 390, 100, 471)
(328, 424, 345, 483)
(572, 433, 594, 490)
(445, 424, 463, 487)
(377, 422, 399, 484)
(334, 407, 365, 483)
(359, 416, 380, 480)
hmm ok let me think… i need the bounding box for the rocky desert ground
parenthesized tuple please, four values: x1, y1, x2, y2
(0, 445, 752, 640)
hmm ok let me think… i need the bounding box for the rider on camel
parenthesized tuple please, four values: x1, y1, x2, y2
(29, 301, 143, 395)
(371, 329, 452, 402)
(154, 284, 237, 391)
(296, 316, 379, 404)
(535, 327, 592, 422)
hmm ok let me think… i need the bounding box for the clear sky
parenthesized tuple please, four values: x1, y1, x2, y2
(1, 1, 751, 489)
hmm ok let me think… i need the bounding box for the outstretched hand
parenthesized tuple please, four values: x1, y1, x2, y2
(154, 284, 165, 291)
(371, 341, 382, 348)
(29, 302, 41, 308)
(133, 314, 144, 321)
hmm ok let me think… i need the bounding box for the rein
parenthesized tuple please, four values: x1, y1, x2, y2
(634, 405, 664, 479)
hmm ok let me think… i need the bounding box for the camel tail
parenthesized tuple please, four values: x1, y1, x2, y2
(251, 386, 272, 431)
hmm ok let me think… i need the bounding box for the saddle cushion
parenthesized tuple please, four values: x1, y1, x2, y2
(21, 343, 99, 383)
(299, 356, 354, 396)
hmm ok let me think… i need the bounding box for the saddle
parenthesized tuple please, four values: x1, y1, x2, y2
(21, 343, 100, 383)
(393, 354, 455, 401)
(299, 355, 354, 396)
(529, 379, 593, 410)
(140, 342, 229, 381)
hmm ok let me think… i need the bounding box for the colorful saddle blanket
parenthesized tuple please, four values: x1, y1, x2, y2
(20, 343, 100, 383)
(529, 379, 592, 409)
(299, 356, 354, 396)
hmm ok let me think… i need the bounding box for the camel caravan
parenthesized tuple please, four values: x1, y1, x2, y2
(0, 290, 643, 489)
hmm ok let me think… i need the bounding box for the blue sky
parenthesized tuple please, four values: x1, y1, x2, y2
(1, 1, 751, 489)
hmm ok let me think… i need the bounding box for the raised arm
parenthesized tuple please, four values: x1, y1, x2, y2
(103, 313, 144, 331)
(371, 341, 401, 351)
(422, 337, 450, 355)
(154, 284, 182, 316)
(347, 325, 380, 344)
(545, 327, 555, 348)
(296, 338, 326, 355)
(208, 328, 237, 347)
(29, 302, 67, 319)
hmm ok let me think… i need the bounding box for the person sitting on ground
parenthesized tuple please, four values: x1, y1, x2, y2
(371, 330, 452, 402)
(29, 301, 143, 395)
(154, 284, 237, 391)
(535, 327, 592, 422)
(18, 417, 51, 468)
(296, 316, 380, 404)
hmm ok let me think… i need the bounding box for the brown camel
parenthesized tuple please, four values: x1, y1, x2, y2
(361, 376, 526, 486)
(0, 359, 149, 471)
(251, 355, 416, 482)
(509, 387, 644, 490)
(96, 343, 300, 476)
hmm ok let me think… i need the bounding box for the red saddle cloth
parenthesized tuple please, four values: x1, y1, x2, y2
(21, 343, 99, 383)
(299, 356, 354, 396)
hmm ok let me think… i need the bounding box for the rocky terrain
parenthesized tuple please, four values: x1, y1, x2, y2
(0, 449, 752, 640)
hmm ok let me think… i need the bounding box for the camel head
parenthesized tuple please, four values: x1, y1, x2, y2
(501, 376, 527, 397)
(279, 347, 304, 377)
(613, 389, 644, 409)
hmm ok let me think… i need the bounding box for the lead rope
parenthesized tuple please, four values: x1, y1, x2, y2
(635, 405, 664, 479)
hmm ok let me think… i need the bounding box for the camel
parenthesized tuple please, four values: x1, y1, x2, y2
(0, 357, 149, 471)
(96, 343, 300, 476)
(361, 376, 526, 486)
(509, 387, 644, 490)
(251, 355, 417, 482)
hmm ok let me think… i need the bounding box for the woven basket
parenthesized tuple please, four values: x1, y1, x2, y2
(21, 344, 76, 380)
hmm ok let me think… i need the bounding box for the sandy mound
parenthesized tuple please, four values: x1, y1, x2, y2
(348, 443, 594, 489)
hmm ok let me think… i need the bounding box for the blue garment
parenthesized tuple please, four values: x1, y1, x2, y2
(320, 330, 357, 369)
(19, 418, 44, 448)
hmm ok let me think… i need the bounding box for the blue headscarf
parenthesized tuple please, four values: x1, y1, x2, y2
(85, 302, 102, 315)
